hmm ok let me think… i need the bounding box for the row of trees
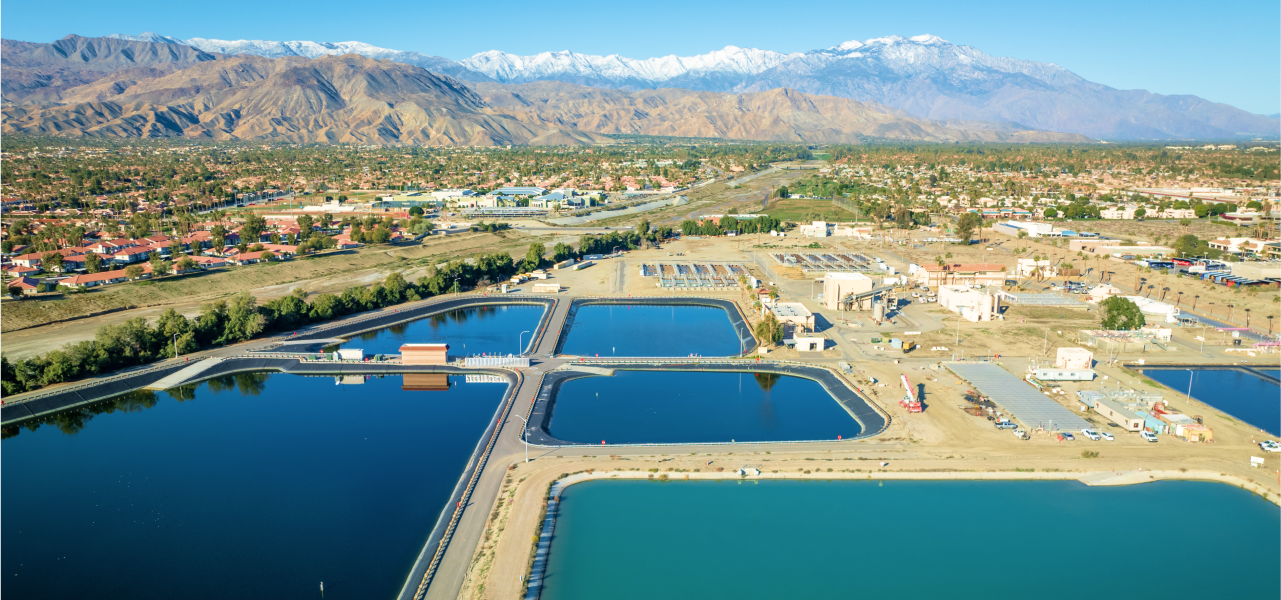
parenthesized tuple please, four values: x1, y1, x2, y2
(0, 246, 532, 395)
(678, 215, 784, 237)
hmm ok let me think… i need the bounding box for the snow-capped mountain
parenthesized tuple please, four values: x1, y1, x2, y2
(106, 32, 486, 81)
(461, 46, 802, 88)
(104, 32, 1278, 139)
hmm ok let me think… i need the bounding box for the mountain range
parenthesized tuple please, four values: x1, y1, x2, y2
(106, 32, 1278, 140)
(1, 35, 1090, 145)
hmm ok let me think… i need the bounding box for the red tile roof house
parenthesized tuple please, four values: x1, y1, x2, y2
(111, 246, 153, 265)
(87, 240, 130, 255)
(10, 247, 87, 271)
(191, 255, 228, 270)
(231, 251, 274, 265)
(7, 276, 41, 295)
(915, 263, 1008, 287)
(5, 265, 41, 277)
(258, 243, 298, 257)
(61, 270, 130, 289)
(11, 252, 46, 268)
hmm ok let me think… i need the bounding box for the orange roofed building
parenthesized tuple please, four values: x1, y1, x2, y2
(400, 343, 449, 365)
(915, 263, 1007, 288)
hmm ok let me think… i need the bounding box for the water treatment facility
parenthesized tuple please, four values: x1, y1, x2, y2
(2, 231, 1278, 600)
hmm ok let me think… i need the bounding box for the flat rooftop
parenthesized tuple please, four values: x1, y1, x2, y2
(946, 362, 1092, 431)
(771, 302, 812, 318)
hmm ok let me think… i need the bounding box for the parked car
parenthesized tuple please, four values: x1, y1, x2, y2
(1081, 429, 1101, 441)
(994, 421, 1017, 430)
(1141, 431, 1159, 443)
(1060, 432, 1076, 441)
(1099, 431, 1115, 441)
(1259, 440, 1280, 453)
(1014, 429, 1029, 440)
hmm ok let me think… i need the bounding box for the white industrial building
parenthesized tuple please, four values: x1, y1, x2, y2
(937, 285, 1000, 322)
(822, 272, 875, 311)
(1055, 348, 1094, 370)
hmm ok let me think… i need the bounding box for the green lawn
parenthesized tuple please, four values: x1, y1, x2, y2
(763, 198, 860, 222)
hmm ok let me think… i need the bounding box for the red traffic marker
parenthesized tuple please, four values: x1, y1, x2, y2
(601, 440, 606, 445)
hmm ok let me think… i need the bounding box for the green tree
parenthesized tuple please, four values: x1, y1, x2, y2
(124, 265, 143, 280)
(552, 242, 575, 262)
(1099, 296, 1146, 331)
(408, 206, 425, 217)
(176, 256, 197, 273)
(754, 313, 785, 345)
(42, 252, 64, 273)
(955, 212, 982, 243)
(1172, 234, 1201, 257)
(151, 256, 172, 276)
(218, 292, 265, 344)
(241, 213, 267, 243)
(524, 243, 545, 270)
(1043, 207, 1058, 218)
(211, 224, 227, 255)
(296, 214, 314, 241)
(85, 252, 102, 273)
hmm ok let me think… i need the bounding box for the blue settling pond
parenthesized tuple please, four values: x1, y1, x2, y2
(1143, 368, 1280, 436)
(339, 304, 545, 356)
(559, 304, 741, 357)
(1, 373, 507, 600)
(541, 479, 1280, 600)
(548, 370, 858, 444)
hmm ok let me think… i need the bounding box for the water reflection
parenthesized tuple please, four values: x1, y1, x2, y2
(339, 305, 543, 356)
(754, 372, 780, 392)
(2, 373, 271, 439)
(2, 373, 508, 600)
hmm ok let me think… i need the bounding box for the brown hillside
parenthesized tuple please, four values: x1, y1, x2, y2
(474, 81, 1091, 143)
(3, 54, 609, 146)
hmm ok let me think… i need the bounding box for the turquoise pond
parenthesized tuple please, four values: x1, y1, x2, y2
(547, 370, 859, 443)
(1, 373, 507, 600)
(540, 479, 1280, 600)
(558, 305, 743, 357)
(338, 304, 545, 356)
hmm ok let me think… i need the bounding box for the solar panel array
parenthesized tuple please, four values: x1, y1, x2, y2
(639, 262, 748, 289)
(947, 362, 1092, 432)
(771, 252, 875, 273)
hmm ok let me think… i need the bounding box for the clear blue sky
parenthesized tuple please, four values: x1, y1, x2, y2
(4, 0, 1278, 114)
